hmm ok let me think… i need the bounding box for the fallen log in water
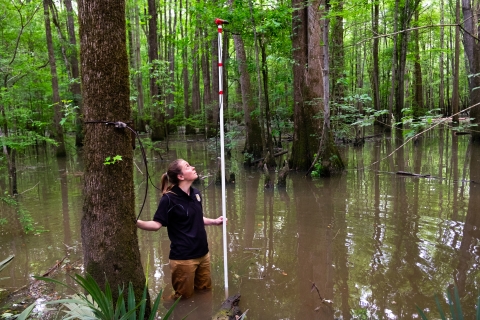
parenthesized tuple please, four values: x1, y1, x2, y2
(396, 171, 431, 177)
(252, 150, 288, 164)
(385, 170, 477, 184)
(212, 294, 243, 320)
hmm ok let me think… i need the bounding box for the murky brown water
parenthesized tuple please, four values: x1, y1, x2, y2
(1, 127, 480, 319)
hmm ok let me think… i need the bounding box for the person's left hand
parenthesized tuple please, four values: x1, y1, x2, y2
(215, 216, 227, 225)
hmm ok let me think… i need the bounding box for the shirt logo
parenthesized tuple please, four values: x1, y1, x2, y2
(196, 194, 201, 202)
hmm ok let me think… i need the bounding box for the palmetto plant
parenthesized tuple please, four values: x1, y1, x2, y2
(0, 255, 14, 275)
(29, 273, 179, 320)
(416, 285, 480, 320)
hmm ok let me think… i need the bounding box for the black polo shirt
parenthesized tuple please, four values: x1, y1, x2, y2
(153, 185, 209, 260)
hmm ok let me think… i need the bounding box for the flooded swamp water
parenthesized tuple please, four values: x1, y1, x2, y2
(1, 127, 480, 319)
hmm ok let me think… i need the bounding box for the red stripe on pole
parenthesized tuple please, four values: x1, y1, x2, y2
(219, 91, 223, 94)
(218, 28, 222, 33)
(218, 63, 223, 66)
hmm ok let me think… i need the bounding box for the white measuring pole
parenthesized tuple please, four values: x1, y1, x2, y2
(215, 18, 229, 296)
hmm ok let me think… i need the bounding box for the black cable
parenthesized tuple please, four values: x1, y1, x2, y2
(85, 120, 221, 222)
(84, 120, 152, 221)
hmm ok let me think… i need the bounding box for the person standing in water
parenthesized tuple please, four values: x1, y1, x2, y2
(136, 159, 224, 300)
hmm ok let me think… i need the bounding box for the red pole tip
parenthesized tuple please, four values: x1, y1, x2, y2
(215, 18, 229, 25)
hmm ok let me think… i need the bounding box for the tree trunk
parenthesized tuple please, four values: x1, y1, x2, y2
(248, 0, 266, 152)
(202, 28, 213, 137)
(148, 0, 165, 141)
(452, 0, 460, 124)
(180, 0, 192, 134)
(388, 0, 398, 127)
(439, 0, 445, 115)
(394, 0, 420, 121)
(461, 0, 480, 142)
(43, 0, 66, 157)
(77, 0, 150, 311)
(412, 9, 423, 119)
(132, 1, 146, 132)
(330, 0, 345, 105)
(289, 0, 324, 170)
(233, 34, 263, 161)
(260, 38, 276, 167)
(209, 35, 219, 138)
(314, 7, 344, 175)
(371, 0, 380, 115)
(192, 26, 201, 116)
(64, 0, 84, 146)
(165, 0, 176, 133)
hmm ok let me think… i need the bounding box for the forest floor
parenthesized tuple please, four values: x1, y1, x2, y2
(0, 258, 83, 319)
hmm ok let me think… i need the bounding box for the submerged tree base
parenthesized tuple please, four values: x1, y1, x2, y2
(310, 129, 345, 177)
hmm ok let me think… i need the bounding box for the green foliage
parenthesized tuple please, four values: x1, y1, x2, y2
(16, 207, 37, 234)
(30, 273, 178, 320)
(104, 155, 123, 165)
(310, 154, 323, 177)
(351, 107, 389, 127)
(451, 118, 478, 132)
(1, 192, 45, 234)
(416, 285, 480, 320)
(331, 94, 387, 141)
(243, 152, 254, 163)
(59, 100, 79, 130)
(225, 129, 241, 152)
(10, 303, 36, 320)
(169, 114, 204, 130)
(351, 308, 369, 319)
(1, 192, 17, 206)
(397, 108, 442, 139)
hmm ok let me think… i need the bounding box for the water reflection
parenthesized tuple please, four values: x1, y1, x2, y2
(1, 130, 479, 319)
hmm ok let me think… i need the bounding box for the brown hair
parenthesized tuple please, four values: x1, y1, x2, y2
(160, 159, 185, 194)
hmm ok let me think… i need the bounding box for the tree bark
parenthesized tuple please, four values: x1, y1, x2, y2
(192, 26, 201, 116)
(439, 0, 446, 115)
(289, 0, 324, 170)
(248, 0, 266, 152)
(202, 28, 213, 136)
(233, 34, 263, 161)
(131, 0, 146, 132)
(43, 0, 66, 157)
(209, 34, 219, 138)
(412, 9, 423, 119)
(393, 0, 420, 121)
(165, 0, 176, 133)
(314, 5, 344, 175)
(64, 0, 84, 146)
(78, 0, 149, 311)
(148, 0, 166, 141)
(330, 0, 345, 105)
(371, 0, 380, 115)
(461, 0, 480, 142)
(180, 0, 192, 134)
(452, 0, 460, 123)
(260, 38, 276, 167)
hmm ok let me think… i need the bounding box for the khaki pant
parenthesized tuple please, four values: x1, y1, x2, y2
(170, 253, 212, 299)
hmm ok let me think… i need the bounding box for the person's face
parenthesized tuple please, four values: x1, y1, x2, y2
(178, 161, 198, 181)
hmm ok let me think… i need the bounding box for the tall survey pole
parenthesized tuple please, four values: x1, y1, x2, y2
(215, 17, 229, 296)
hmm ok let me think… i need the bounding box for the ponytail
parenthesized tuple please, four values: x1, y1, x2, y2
(161, 159, 184, 195)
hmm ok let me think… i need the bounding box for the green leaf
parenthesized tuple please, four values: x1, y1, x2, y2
(0, 255, 14, 273)
(15, 302, 36, 320)
(434, 294, 447, 320)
